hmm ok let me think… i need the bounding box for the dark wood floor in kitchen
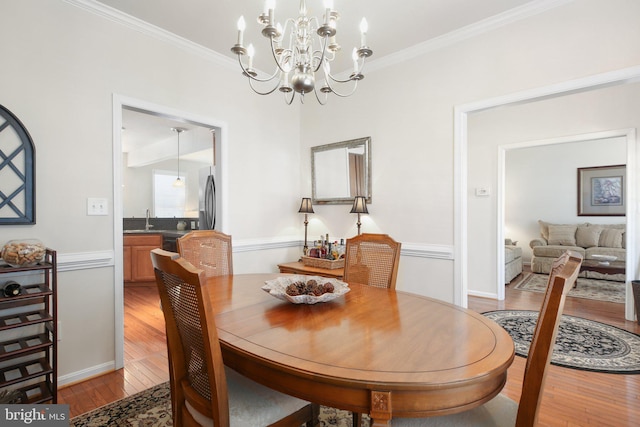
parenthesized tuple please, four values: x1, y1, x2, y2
(60, 274, 640, 426)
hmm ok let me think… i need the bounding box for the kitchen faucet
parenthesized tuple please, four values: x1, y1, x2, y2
(145, 209, 153, 231)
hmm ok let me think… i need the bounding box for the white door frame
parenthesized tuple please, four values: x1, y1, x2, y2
(112, 94, 229, 368)
(454, 65, 640, 321)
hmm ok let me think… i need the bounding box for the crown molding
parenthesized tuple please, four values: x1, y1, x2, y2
(365, 0, 575, 73)
(66, 0, 573, 76)
(62, 0, 237, 72)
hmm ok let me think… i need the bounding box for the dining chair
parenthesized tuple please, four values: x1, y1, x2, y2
(176, 230, 233, 277)
(151, 248, 319, 427)
(344, 233, 401, 427)
(391, 250, 583, 427)
(343, 233, 401, 290)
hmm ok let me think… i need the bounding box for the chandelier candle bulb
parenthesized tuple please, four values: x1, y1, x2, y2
(352, 48, 358, 73)
(266, 0, 275, 26)
(247, 44, 255, 69)
(360, 18, 368, 47)
(324, 0, 333, 25)
(237, 16, 245, 46)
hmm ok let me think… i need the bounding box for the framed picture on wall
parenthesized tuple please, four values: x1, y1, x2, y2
(577, 164, 625, 216)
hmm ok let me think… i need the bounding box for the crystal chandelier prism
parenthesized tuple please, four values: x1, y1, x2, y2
(231, 0, 373, 105)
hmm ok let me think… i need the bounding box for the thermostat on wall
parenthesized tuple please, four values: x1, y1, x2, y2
(475, 187, 491, 197)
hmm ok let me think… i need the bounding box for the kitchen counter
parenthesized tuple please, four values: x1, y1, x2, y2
(123, 229, 190, 236)
(123, 230, 192, 254)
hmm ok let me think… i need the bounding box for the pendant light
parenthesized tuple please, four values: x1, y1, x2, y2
(172, 127, 185, 187)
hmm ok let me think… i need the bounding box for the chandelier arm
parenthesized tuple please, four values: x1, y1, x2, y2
(312, 86, 328, 105)
(284, 90, 296, 105)
(324, 78, 359, 98)
(236, 55, 281, 83)
(311, 34, 330, 73)
(326, 72, 358, 84)
(269, 36, 293, 74)
(248, 75, 283, 96)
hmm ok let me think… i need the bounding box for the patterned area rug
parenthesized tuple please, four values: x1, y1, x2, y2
(70, 382, 369, 426)
(483, 310, 640, 374)
(513, 272, 625, 304)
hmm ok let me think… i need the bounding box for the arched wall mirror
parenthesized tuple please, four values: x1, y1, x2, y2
(311, 136, 371, 205)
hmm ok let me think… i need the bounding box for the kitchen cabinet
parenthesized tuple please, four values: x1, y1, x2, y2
(123, 234, 162, 283)
(0, 249, 57, 403)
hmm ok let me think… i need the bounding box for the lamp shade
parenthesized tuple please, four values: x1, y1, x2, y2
(298, 198, 314, 214)
(350, 196, 368, 214)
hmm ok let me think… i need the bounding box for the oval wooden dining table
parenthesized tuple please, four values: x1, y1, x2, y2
(205, 273, 515, 427)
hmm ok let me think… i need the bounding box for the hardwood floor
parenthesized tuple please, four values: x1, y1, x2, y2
(60, 275, 640, 426)
(59, 284, 169, 417)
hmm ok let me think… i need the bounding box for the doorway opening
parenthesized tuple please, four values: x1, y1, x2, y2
(112, 94, 228, 369)
(454, 65, 640, 320)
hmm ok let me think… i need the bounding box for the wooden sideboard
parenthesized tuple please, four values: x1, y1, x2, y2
(277, 261, 344, 279)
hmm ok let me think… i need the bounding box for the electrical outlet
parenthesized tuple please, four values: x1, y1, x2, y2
(87, 198, 108, 215)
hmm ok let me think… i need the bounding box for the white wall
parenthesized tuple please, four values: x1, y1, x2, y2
(506, 137, 626, 264)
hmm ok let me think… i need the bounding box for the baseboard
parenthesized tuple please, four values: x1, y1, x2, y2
(468, 290, 499, 299)
(58, 361, 115, 387)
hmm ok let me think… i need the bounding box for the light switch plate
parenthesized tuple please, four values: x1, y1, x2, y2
(87, 198, 108, 215)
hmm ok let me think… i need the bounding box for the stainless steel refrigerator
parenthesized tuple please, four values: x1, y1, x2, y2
(198, 166, 216, 230)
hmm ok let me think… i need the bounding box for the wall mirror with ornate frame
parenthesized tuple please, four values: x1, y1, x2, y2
(311, 137, 371, 205)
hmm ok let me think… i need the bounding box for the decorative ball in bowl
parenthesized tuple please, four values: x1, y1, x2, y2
(262, 275, 350, 304)
(1, 239, 46, 267)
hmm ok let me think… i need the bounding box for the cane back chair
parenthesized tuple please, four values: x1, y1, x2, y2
(392, 250, 583, 427)
(343, 233, 401, 290)
(151, 248, 318, 427)
(177, 230, 233, 277)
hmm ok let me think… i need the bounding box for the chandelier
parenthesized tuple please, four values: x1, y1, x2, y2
(231, 0, 373, 105)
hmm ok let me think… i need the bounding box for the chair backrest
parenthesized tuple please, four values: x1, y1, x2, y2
(516, 250, 583, 427)
(343, 233, 401, 289)
(151, 248, 231, 427)
(177, 230, 233, 277)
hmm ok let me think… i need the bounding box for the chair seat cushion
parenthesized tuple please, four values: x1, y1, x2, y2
(390, 393, 517, 426)
(186, 367, 310, 427)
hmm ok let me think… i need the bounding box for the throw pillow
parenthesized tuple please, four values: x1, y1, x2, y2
(538, 220, 551, 241)
(547, 224, 577, 246)
(599, 228, 624, 248)
(575, 225, 602, 248)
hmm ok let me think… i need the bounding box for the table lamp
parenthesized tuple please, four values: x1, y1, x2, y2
(298, 198, 314, 255)
(350, 196, 368, 235)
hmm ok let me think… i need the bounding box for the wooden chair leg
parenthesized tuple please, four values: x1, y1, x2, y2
(353, 411, 363, 427)
(310, 403, 320, 427)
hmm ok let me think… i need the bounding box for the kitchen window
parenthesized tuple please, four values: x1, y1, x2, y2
(153, 170, 186, 217)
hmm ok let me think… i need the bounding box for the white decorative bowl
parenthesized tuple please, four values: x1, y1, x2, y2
(262, 275, 350, 304)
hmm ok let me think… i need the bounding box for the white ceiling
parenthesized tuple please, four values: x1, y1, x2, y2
(98, 0, 538, 73)
(105, 0, 544, 158)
